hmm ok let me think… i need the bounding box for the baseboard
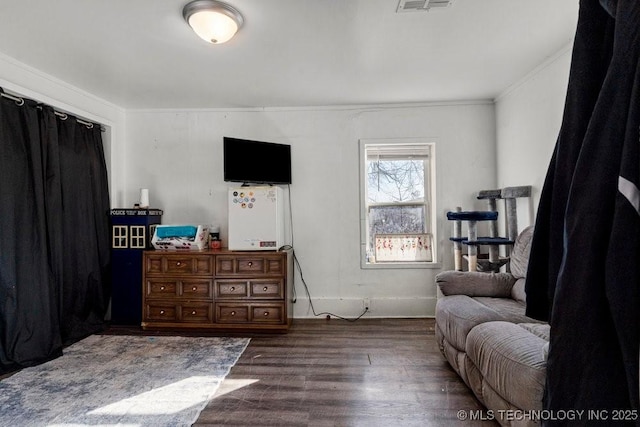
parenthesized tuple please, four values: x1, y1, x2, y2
(292, 296, 437, 319)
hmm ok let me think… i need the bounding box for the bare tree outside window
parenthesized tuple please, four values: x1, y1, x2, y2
(367, 159, 426, 239)
(368, 159, 425, 204)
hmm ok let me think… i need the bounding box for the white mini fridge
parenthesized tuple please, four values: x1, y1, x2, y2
(228, 186, 284, 250)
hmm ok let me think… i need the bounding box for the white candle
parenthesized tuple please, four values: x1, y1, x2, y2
(139, 188, 149, 208)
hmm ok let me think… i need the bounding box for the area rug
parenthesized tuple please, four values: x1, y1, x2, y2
(0, 334, 250, 427)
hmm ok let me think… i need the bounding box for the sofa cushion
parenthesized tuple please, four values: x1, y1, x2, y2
(436, 295, 535, 352)
(518, 323, 551, 363)
(472, 297, 542, 324)
(466, 321, 546, 412)
(436, 295, 507, 351)
(510, 226, 534, 280)
(437, 271, 516, 297)
(518, 322, 550, 341)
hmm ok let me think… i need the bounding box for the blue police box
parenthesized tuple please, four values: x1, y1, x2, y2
(110, 208, 163, 325)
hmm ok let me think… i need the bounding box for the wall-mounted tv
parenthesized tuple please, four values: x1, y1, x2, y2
(223, 137, 292, 185)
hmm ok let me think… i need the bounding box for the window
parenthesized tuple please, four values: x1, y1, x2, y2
(360, 139, 437, 268)
(112, 225, 128, 249)
(129, 226, 146, 249)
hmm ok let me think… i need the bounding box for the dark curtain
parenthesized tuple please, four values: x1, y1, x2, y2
(525, 0, 639, 423)
(0, 95, 62, 373)
(0, 93, 111, 374)
(51, 108, 111, 344)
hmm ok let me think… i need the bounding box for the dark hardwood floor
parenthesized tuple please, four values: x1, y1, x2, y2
(189, 318, 496, 426)
(4, 318, 496, 426)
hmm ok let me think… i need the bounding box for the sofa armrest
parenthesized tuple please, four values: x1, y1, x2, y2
(436, 271, 516, 297)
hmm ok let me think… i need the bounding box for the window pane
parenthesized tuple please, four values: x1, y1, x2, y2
(367, 159, 425, 203)
(368, 205, 425, 237)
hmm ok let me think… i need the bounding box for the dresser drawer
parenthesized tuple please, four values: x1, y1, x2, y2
(144, 302, 213, 323)
(215, 304, 250, 323)
(215, 303, 285, 324)
(250, 279, 284, 299)
(251, 304, 284, 323)
(146, 279, 179, 297)
(145, 302, 178, 321)
(215, 280, 249, 298)
(214, 278, 284, 299)
(146, 279, 212, 298)
(215, 254, 285, 276)
(179, 303, 213, 322)
(180, 280, 212, 298)
(236, 257, 265, 273)
(145, 253, 213, 275)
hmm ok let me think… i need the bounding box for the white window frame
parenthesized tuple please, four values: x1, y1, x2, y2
(359, 138, 438, 269)
(129, 225, 147, 249)
(112, 225, 128, 249)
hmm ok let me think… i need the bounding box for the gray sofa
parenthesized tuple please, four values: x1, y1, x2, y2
(435, 226, 548, 427)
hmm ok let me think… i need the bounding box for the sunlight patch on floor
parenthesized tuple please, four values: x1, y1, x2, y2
(87, 376, 221, 416)
(211, 378, 260, 398)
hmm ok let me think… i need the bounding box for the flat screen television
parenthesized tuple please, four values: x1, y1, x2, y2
(223, 137, 292, 185)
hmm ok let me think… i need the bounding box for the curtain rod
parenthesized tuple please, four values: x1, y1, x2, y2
(0, 90, 103, 131)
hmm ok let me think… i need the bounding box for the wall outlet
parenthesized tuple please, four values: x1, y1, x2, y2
(363, 298, 371, 312)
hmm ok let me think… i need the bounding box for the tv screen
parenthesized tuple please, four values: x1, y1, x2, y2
(223, 137, 292, 184)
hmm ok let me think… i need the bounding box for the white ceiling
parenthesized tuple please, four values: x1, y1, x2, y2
(0, 0, 578, 109)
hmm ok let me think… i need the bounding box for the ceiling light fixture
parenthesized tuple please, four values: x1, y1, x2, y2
(183, 0, 244, 44)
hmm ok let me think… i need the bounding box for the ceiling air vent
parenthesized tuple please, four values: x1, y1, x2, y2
(396, 0, 454, 13)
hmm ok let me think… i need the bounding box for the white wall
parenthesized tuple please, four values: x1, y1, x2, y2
(0, 51, 497, 318)
(125, 102, 496, 318)
(495, 45, 572, 228)
(1, 42, 573, 318)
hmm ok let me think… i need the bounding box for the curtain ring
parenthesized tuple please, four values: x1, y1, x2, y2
(59, 113, 68, 121)
(0, 87, 25, 106)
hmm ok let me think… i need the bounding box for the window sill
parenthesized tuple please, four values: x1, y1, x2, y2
(361, 262, 442, 270)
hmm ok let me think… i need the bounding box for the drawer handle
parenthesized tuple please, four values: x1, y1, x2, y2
(160, 310, 165, 315)
(176, 261, 182, 266)
(247, 261, 253, 267)
(192, 286, 197, 291)
(263, 311, 269, 316)
(230, 311, 236, 316)
(160, 286, 165, 291)
(191, 310, 197, 315)
(263, 286, 268, 292)
(230, 286, 235, 292)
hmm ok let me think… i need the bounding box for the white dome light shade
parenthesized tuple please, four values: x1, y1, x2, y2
(183, 0, 244, 44)
(188, 11, 237, 44)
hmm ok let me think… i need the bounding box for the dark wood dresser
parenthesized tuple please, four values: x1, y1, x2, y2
(141, 249, 292, 332)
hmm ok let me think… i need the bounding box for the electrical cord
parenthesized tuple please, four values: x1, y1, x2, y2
(279, 243, 369, 322)
(281, 184, 368, 322)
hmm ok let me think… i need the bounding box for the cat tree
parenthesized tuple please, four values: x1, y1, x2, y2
(447, 185, 531, 272)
